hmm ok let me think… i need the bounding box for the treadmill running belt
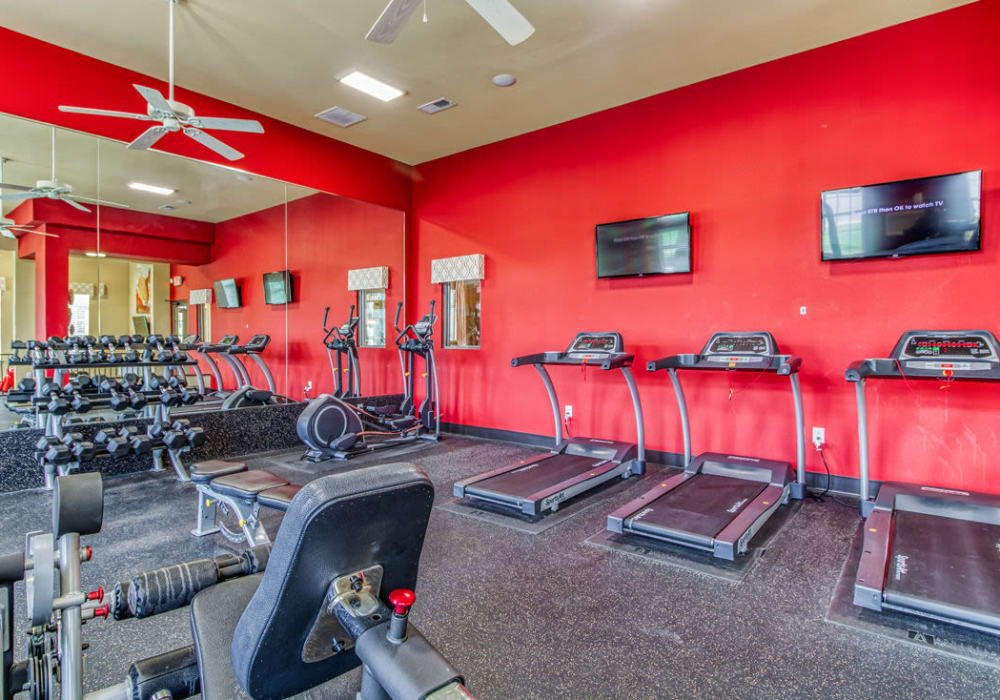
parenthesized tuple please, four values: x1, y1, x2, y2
(885, 510, 1000, 617)
(629, 473, 768, 539)
(468, 454, 604, 500)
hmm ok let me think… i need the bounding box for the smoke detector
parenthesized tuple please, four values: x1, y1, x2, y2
(315, 106, 367, 128)
(418, 98, 456, 115)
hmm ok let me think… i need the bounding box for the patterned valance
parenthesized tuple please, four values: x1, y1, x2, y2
(431, 254, 484, 284)
(347, 266, 389, 291)
(68, 282, 107, 298)
(190, 288, 212, 305)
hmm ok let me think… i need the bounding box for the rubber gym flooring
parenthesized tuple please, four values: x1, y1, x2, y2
(2, 436, 999, 699)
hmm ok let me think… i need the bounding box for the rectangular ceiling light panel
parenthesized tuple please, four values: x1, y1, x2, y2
(340, 71, 405, 102)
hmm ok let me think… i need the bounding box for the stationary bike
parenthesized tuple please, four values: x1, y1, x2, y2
(297, 300, 441, 461)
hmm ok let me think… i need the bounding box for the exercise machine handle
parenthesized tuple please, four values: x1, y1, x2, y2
(394, 301, 404, 333)
(323, 306, 330, 331)
(348, 304, 356, 325)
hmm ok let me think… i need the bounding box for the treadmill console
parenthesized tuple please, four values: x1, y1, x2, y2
(702, 332, 778, 364)
(891, 330, 1000, 372)
(219, 335, 238, 345)
(565, 332, 624, 360)
(244, 334, 271, 352)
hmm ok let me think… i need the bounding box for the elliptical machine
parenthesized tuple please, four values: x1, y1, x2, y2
(297, 300, 441, 461)
(323, 305, 362, 399)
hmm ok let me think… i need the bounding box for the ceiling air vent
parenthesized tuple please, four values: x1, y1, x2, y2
(418, 98, 456, 115)
(315, 106, 366, 128)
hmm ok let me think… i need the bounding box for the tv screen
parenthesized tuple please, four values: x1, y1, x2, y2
(132, 315, 150, 337)
(262, 270, 293, 305)
(821, 170, 981, 261)
(596, 212, 691, 278)
(213, 279, 242, 309)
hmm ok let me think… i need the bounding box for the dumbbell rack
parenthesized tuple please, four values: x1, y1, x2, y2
(8, 337, 206, 433)
(36, 418, 207, 488)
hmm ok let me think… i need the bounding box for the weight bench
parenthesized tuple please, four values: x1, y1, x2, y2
(190, 460, 303, 546)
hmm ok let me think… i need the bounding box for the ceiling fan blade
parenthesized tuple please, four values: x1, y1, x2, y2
(183, 127, 244, 161)
(59, 106, 152, 121)
(0, 230, 14, 240)
(70, 194, 131, 208)
(0, 192, 38, 201)
(27, 229, 59, 238)
(60, 197, 91, 213)
(127, 125, 170, 151)
(189, 116, 265, 134)
(0, 182, 36, 192)
(366, 0, 423, 43)
(464, 0, 534, 45)
(133, 84, 174, 114)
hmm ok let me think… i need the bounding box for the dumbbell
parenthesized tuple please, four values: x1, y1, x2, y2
(34, 435, 71, 465)
(163, 419, 205, 450)
(101, 335, 122, 363)
(96, 426, 151, 457)
(94, 427, 128, 456)
(167, 374, 200, 405)
(66, 337, 87, 364)
(119, 425, 152, 455)
(16, 377, 36, 393)
(117, 335, 140, 363)
(148, 374, 181, 407)
(164, 336, 189, 362)
(99, 378, 133, 412)
(60, 432, 97, 462)
(121, 374, 149, 410)
(64, 376, 93, 414)
(40, 381, 70, 416)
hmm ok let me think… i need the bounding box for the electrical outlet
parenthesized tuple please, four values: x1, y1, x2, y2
(304, 380, 313, 397)
(564, 405, 573, 419)
(800, 306, 807, 315)
(812, 426, 825, 448)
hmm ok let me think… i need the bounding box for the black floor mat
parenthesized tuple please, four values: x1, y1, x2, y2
(826, 522, 1000, 668)
(584, 498, 802, 583)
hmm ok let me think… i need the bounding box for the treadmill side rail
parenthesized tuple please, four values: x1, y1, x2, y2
(853, 508, 892, 611)
(713, 484, 789, 560)
(526, 459, 624, 516)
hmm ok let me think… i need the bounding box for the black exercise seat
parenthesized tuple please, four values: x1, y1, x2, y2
(190, 462, 434, 699)
(256, 484, 303, 512)
(190, 460, 247, 484)
(190, 574, 260, 700)
(209, 470, 288, 500)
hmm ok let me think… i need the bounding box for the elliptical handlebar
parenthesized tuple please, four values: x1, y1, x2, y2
(393, 301, 404, 334)
(394, 300, 437, 347)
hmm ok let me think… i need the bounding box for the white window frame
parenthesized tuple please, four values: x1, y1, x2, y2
(442, 279, 481, 350)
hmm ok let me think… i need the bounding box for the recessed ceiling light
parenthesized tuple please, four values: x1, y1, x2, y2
(340, 71, 405, 102)
(235, 173, 254, 182)
(128, 181, 176, 196)
(84, 252, 107, 258)
(492, 73, 517, 87)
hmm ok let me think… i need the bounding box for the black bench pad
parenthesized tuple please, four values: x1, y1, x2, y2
(191, 460, 247, 484)
(210, 470, 288, 499)
(256, 484, 303, 512)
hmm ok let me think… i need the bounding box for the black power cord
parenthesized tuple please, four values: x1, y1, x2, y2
(809, 444, 857, 509)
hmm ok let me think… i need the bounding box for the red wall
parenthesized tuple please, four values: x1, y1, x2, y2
(172, 193, 404, 400)
(0, 27, 411, 212)
(410, 0, 1000, 493)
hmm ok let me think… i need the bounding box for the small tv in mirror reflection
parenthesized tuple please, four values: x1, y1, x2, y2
(214, 278, 242, 309)
(262, 270, 294, 305)
(132, 315, 150, 337)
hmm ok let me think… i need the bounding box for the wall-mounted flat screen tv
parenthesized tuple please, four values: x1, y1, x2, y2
(262, 270, 294, 305)
(213, 278, 242, 309)
(596, 212, 691, 278)
(821, 170, 981, 261)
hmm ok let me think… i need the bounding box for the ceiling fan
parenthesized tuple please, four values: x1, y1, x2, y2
(0, 217, 54, 240)
(58, 0, 264, 161)
(367, 0, 534, 46)
(0, 131, 128, 214)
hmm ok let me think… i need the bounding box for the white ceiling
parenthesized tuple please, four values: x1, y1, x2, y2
(0, 113, 316, 222)
(0, 0, 975, 165)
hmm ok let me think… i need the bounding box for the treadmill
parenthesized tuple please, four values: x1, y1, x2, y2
(606, 332, 806, 560)
(453, 332, 645, 517)
(848, 330, 1000, 635)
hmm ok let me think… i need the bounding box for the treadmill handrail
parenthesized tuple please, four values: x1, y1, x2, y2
(511, 351, 635, 370)
(647, 353, 801, 374)
(846, 357, 1000, 382)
